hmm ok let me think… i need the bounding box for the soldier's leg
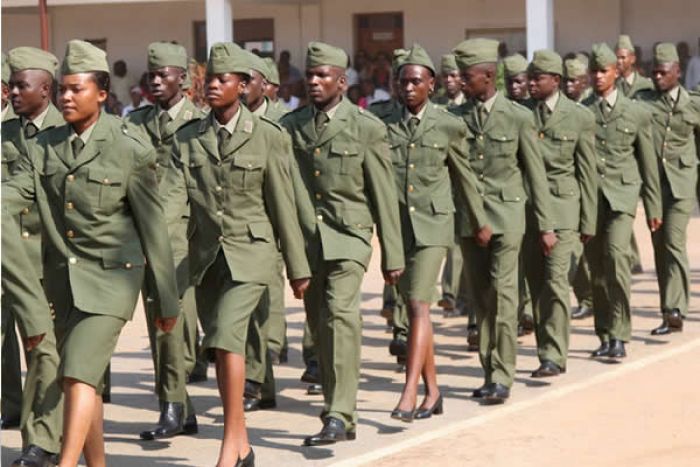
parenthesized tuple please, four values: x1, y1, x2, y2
(439, 240, 463, 310)
(391, 287, 408, 343)
(318, 260, 365, 432)
(1, 307, 23, 425)
(182, 287, 207, 381)
(571, 245, 594, 310)
(651, 195, 693, 317)
(522, 228, 545, 335)
(585, 198, 613, 344)
(605, 211, 636, 343)
(266, 256, 287, 361)
(457, 251, 476, 324)
(629, 231, 643, 273)
(302, 273, 323, 391)
(244, 289, 277, 408)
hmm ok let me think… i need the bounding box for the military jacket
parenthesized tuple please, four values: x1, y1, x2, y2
(368, 99, 402, 120)
(582, 93, 662, 219)
(2, 104, 64, 277)
(162, 106, 310, 286)
(2, 104, 16, 122)
(617, 72, 654, 99)
(280, 98, 404, 272)
(379, 102, 486, 249)
(262, 97, 288, 122)
(524, 95, 598, 234)
(2, 112, 180, 321)
(450, 93, 554, 236)
(638, 87, 700, 199)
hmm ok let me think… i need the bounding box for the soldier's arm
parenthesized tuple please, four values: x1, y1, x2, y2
(362, 122, 405, 272)
(127, 146, 180, 319)
(446, 121, 487, 231)
(633, 107, 663, 222)
(574, 109, 598, 236)
(263, 131, 311, 281)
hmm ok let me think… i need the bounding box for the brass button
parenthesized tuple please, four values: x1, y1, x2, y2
(314, 148, 321, 156)
(480, 192, 485, 197)
(515, 197, 521, 201)
(216, 210, 223, 217)
(479, 173, 484, 180)
(215, 185, 222, 192)
(68, 257, 77, 264)
(48, 302, 54, 309)
(102, 178, 110, 184)
(67, 174, 75, 182)
(433, 143, 438, 148)
(66, 202, 74, 209)
(21, 231, 30, 239)
(662, 158, 667, 163)
(314, 170, 321, 177)
(601, 140, 606, 145)
(478, 154, 484, 160)
(601, 174, 606, 179)
(539, 132, 544, 139)
(478, 135, 483, 140)
(666, 126, 671, 132)
(316, 214, 323, 221)
(315, 193, 322, 200)
(343, 150, 348, 155)
(501, 136, 507, 141)
(601, 158, 606, 162)
(22, 207, 30, 215)
(602, 124, 607, 128)
(124, 262, 133, 269)
(218, 235, 224, 242)
(409, 206, 415, 212)
(66, 230, 75, 238)
(408, 185, 414, 192)
(409, 143, 415, 149)
(217, 161, 222, 167)
(409, 163, 415, 169)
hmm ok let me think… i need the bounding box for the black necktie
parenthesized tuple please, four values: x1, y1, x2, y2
(217, 128, 230, 157)
(71, 138, 85, 158)
(621, 79, 631, 96)
(538, 102, 550, 126)
(599, 100, 610, 119)
(159, 112, 171, 137)
(475, 102, 488, 129)
(407, 117, 419, 134)
(25, 122, 39, 138)
(315, 111, 329, 135)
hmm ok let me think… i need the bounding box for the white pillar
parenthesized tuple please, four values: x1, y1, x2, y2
(206, 0, 233, 50)
(526, 0, 554, 59)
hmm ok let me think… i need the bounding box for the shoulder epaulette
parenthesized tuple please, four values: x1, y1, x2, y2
(259, 114, 283, 131)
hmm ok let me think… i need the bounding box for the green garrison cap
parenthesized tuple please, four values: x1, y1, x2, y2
(564, 58, 588, 78)
(616, 34, 634, 52)
(207, 42, 250, 75)
(244, 51, 269, 79)
(306, 41, 348, 69)
(654, 42, 679, 64)
(575, 53, 589, 68)
(61, 40, 109, 75)
(8, 46, 59, 77)
(148, 41, 188, 71)
(392, 48, 409, 74)
(440, 54, 458, 73)
(528, 49, 563, 76)
(453, 38, 499, 69)
(400, 43, 435, 75)
(503, 53, 528, 77)
(589, 43, 617, 71)
(263, 57, 280, 86)
(2, 53, 10, 84)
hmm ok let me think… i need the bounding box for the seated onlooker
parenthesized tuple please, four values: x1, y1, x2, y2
(104, 92, 123, 116)
(360, 78, 390, 106)
(346, 84, 364, 107)
(111, 59, 134, 107)
(279, 83, 300, 111)
(121, 85, 149, 117)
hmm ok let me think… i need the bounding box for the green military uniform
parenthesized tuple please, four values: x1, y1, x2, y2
(521, 50, 598, 369)
(280, 42, 404, 431)
(1, 47, 64, 454)
(451, 39, 554, 390)
(616, 35, 654, 274)
(433, 53, 466, 110)
(125, 42, 202, 420)
(582, 43, 662, 345)
(638, 44, 700, 322)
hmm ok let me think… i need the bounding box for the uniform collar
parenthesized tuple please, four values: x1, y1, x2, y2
(21, 104, 51, 130)
(404, 102, 428, 122)
(69, 118, 98, 144)
(213, 105, 242, 135)
(251, 98, 268, 117)
(481, 91, 499, 113)
(624, 71, 636, 86)
(544, 91, 560, 112)
(448, 92, 465, 107)
(158, 95, 186, 121)
(666, 85, 681, 104)
(598, 88, 618, 109)
(1, 105, 9, 121)
(313, 98, 343, 121)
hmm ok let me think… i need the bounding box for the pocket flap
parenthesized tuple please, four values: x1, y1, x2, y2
(680, 152, 698, 167)
(88, 167, 123, 185)
(500, 186, 525, 202)
(331, 141, 360, 156)
(551, 130, 576, 142)
(488, 133, 516, 142)
(421, 138, 447, 150)
(248, 222, 273, 242)
(616, 124, 635, 135)
(343, 208, 373, 228)
(556, 179, 578, 196)
(101, 248, 145, 269)
(621, 171, 640, 184)
(431, 196, 454, 214)
(233, 155, 264, 170)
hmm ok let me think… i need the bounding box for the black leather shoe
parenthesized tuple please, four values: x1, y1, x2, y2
(12, 444, 58, 467)
(183, 413, 198, 435)
(519, 315, 534, 335)
(244, 380, 261, 399)
(414, 395, 443, 420)
(531, 360, 564, 378)
(186, 371, 207, 384)
(607, 339, 626, 359)
(101, 392, 111, 404)
(300, 361, 320, 384)
(1, 414, 20, 429)
(472, 384, 491, 398)
(631, 264, 644, 275)
(466, 325, 479, 352)
(389, 338, 407, 357)
(235, 448, 255, 467)
(482, 383, 510, 405)
(139, 402, 185, 440)
(244, 397, 277, 412)
(651, 309, 683, 335)
(438, 296, 456, 311)
(571, 305, 594, 320)
(390, 406, 415, 423)
(307, 384, 323, 395)
(303, 417, 356, 446)
(591, 341, 611, 358)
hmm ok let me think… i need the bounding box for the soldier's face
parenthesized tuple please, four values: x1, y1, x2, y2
(264, 82, 278, 100)
(616, 49, 636, 76)
(59, 73, 107, 124)
(205, 72, 246, 110)
(442, 70, 462, 97)
(244, 70, 265, 107)
(460, 65, 491, 99)
(652, 62, 680, 92)
(305, 66, 345, 107)
(592, 66, 618, 95)
(528, 73, 560, 100)
(506, 73, 529, 100)
(399, 65, 434, 111)
(9, 69, 51, 117)
(148, 67, 184, 105)
(564, 76, 586, 101)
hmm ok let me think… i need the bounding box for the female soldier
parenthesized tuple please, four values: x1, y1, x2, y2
(161, 42, 310, 467)
(2, 40, 180, 467)
(380, 44, 488, 421)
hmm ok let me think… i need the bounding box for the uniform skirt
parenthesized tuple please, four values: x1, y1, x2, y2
(398, 245, 447, 303)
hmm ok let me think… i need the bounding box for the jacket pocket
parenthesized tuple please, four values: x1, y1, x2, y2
(500, 186, 526, 202)
(554, 179, 579, 198)
(621, 171, 640, 185)
(248, 222, 273, 242)
(431, 196, 454, 215)
(330, 141, 361, 175)
(231, 155, 264, 191)
(101, 247, 145, 270)
(88, 167, 124, 208)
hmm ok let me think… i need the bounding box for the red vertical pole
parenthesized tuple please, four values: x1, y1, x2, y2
(39, 0, 49, 51)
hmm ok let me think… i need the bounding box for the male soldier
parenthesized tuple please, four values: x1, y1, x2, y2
(125, 42, 200, 440)
(563, 57, 596, 321)
(433, 53, 466, 109)
(2, 53, 17, 121)
(639, 43, 700, 335)
(523, 50, 597, 377)
(452, 39, 555, 403)
(241, 50, 288, 412)
(503, 53, 530, 103)
(616, 34, 652, 275)
(281, 42, 404, 445)
(3, 46, 65, 467)
(583, 43, 662, 359)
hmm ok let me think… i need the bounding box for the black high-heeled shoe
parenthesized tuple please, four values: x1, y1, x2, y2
(390, 406, 416, 423)
(235, 448, 255, 467)
(414, 395, 443, 420)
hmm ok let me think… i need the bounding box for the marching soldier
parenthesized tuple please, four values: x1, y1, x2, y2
(125, 42, 200, 440)
(639, 43, 700, 335)
(523, 50, 597, 377)
(452, 38, 556, 404)
(433, 53, 466, 109)
(2, 46, 65, 467)
(281, 41, 404, 445)
(563, 57, 593, 104)
(583, 43, 662, 359)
